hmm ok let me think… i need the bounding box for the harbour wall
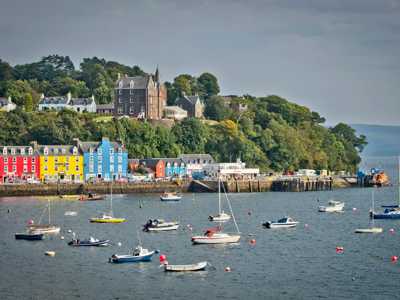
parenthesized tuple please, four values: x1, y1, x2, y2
(0, 176, 354, 197)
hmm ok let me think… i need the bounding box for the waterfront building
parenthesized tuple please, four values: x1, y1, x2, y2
(0, 96, 17, 112)
(113, 68, 166, 119)
(0, 145, 40, 183)
(78, 137, 128, 181)
(163, 158, 186, 177)
(203, 159, 259, 180)
(38, 92, 96, 113)
(37, 144, 83, 182)
(163, 106, 188, 121)
(178, 154, 214, 178)
(139, 159, 165, 178)
(175, 94, 204, 118)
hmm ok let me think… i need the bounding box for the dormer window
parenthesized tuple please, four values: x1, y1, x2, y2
(118, 89, 122, 95)
(44, 147, 49, 155)
(73, 147, 78, 155)
(20, 148, 25, 155)
(97, 148, 102, 155)
(119, 81, 123, 88)
(11, 148, 15, 155)
(28, 147, 33, 155)
(129, 80, 134, 88)
(61, 148, 66, 154)
(2, 147, 7, 155)
(54, 148, 59, 155)
(118, 147, 122, 153)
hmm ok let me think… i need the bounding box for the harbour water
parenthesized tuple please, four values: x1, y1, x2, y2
(1, 185, 399, 299)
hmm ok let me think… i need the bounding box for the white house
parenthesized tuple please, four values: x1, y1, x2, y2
(203, 159, 260, 180)
(38, 92, 96, 113)
(0, 96, 17, 112)
(163, 106, 188, 121)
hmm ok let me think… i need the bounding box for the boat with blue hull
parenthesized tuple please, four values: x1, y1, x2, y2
(109, 246, 155, 263)
(15, 232, 44, 240)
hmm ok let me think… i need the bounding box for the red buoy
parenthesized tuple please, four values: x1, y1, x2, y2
(391, 255, 398, 263)
(336, 246, 344, 254)
(250, 239, 256, 245)
(159, 254, 167, 263)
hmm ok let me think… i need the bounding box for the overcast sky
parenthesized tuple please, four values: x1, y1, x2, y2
(0, 0, 399, 125)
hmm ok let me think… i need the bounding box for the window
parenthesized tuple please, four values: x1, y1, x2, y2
(118, 147, 122, 153)
(32, 165, 35, 172)
(55, 166, 58, 171)
(130, 89, 134, 95)
(130, 97, 134, 103)
(44, 157, 48, 163)
(2, 147, 7, 155)
(44, 166, 48, 171)
(4, 157, 8, 164)
(12, 165, 16, 172)
(32, 157, 35, 164)
(73, 147, 78, 155)
(118, 165, 122, 173)
(97, 148, 102, 155)
(12, 157, 16, 163)
(44, 147, 49, 155)
(23, 157, 27, 164)
(61, 148, 66, 154)
(110, 164, 114, 172)
(3, 166, 7, 172)
(118, 107, 123, 114)
(11, 148, 15, 155)
(110, 155, 114, 163)
(118, 156, 122, 163)
(20, 148, 25, 155)
(54, 148, 58, 154)
(76, 165, 79, 171)
(89, 147, 93, 154)
(118, 89, 122, 95)
(109, 148, 114, 155)
(98, 165, 102, 173)
(75, 157, 79, 163)
(23, 166, 27, 173)
(28, 147, 33, 155)
(118, 97, 122, 103)
(129, 80, 134, 88)
(55, 157, 58, 163)
(129, 106, 134, 114)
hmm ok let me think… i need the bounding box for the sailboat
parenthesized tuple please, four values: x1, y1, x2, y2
(191, 176, 240, 244)
(90, 182, 126, 223)
(208, 177, 231, 222)
(27, 199, 60, 234)
(371, 156, 400, 220)
(355, 188, 383, 233)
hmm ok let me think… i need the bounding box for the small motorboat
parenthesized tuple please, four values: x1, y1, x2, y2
(28, 225, 61, 234)
(164, 261, 208, 272)
(160, 192, 182, 201)
(90, 213, 126, 223)
(68, 236, 110, 246)
(318, 200, 344, 212)
(370, 207, 400, 219)
(79, 193, 104, 201)
(15, 232, 44, 240)
(109, 246, 155, 263)
(143, 219, 179, 232)
(209, 211, 231, 222)
(191, 227, 240, 244)
(262, 217, 299, 229)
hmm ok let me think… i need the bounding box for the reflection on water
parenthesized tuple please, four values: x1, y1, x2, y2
(1, 184, 400, 299)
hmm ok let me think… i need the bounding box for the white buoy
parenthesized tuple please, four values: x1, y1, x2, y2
(67, 229, 72, 233)
(60, 236, 65, 240)
(118, 242, 122, 247)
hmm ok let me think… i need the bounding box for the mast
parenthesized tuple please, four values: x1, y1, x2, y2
(48, 199, 51, 225)
(221, 179, 240, 234)
(398, 156, 400, 206)
(371, 188, 375, 227)
(110, 181, 113, 216)
(218, 175, 221, 214)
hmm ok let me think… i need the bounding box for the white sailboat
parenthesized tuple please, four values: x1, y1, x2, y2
(208, 177, 231, 222)
(90, 182, 126, 223)
(355, 188, 383, 233)
(28, 199, 60, 234)
(192, 176, 240, 244)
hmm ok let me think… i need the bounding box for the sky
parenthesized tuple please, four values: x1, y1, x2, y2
(0, 0, 399, 125)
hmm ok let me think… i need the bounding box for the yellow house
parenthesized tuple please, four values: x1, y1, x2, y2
(38, 145, 83, 182)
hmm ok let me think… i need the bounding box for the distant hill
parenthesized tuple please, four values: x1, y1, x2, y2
(352, 124, 400, 157)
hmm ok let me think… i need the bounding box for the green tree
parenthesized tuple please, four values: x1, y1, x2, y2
(197, 72, 220, 97)
(204, 96, 231, 121)
(24, 93, 33, 112)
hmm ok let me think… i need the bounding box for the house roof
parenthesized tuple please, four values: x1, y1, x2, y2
(176, 95, 202, 106)
(78, 140, 124, 153)
(139, 159, 165, 168)
(116, 76, 150, 89)
(178, 154, 215, 163)
(70, 97, 95, 106)
(164, 106, 188, 114)
(0, 145, 39, 156)
(97, 103, 114, 110)
(39, 96, 69, 105)
(37, 145, 80, 155)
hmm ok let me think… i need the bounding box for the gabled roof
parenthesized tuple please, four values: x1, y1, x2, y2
(97, 103, 114, 110)
(0, 145, 38, 156)
(39, 96, 69, 105)
(176, 95, 202, 106)
(116, 76, 150, 89)
(178, 154, 215, 164)
(139, 159, 165, 168)
(37, 145, 80, 155)
(70, 97, 95, 106)
(78, 140, 125, 153)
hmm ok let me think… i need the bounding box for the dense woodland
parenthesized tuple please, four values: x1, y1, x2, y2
(0, 55, 367, 172)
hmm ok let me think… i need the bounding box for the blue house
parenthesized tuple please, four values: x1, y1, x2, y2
(77, 137, 128, 181)
(163, 158, 187, 178)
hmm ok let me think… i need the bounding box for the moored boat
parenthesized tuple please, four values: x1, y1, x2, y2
(15, 232, 44, 240)
(109, 246, 155, 263)
(209, 211, 231, 222)
(160, 192, 182, 201)
(191, 227, 240, 244)
(28, 225, 61, 234)
(68, 236, 110, 246)
(90, 183, 125, 223)
(164, 261, 208, 272)
(318, 200, 344, 212)
(143, 219, 179, 232)
(355, 188, 383, 233)
(371, 207, 400, 219)
(262, 217, 299, 229)
(79, 193, 104, 201)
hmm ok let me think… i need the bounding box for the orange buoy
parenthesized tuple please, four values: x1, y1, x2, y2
(391, 256, 398, 263)
(225, 266, 231, 272)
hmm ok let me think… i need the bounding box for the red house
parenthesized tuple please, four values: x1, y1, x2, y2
(139, 159, 165, 178)
(0, 145, 40, 183)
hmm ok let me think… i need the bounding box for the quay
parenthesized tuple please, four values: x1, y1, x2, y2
(0, 176, 355, 197)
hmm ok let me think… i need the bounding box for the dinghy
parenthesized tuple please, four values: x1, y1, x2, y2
(164, 261, 208, 272)
(318, 200, 344, 212)
(263, 217, 299, 229)
(68, 236, 110, 246)
(143, 219, 179, 232)
(160, 192, 182, 201)
(109, 246, 155, 263)
(15, 232, 44, 240)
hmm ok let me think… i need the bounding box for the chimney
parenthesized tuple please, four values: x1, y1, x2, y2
(72, 138, 80, 147)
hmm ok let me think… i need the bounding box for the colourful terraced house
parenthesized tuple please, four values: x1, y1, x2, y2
(37, 144, 84, 183)
(78, 137, 128, 181)
(0, 145, 40, 183)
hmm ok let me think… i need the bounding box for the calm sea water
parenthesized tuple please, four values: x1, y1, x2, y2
(1, 165, 399, 299)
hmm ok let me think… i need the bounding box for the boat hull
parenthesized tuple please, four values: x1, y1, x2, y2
(209, 215, 231, 222)
(28, 226, 60, 234)
(263, 222, 298, 229)
(191, 235, 240, 244)
(15, 233, 44, 240)
(372, 213, 400, 220)
(354, 227, 383, 233)
(109, 252, 154, 263)
(164, 261, 207, 272)
(90, 218, 126, 223)
(160, 196, 182, 201)
(146, 225, 179, 231)
(68, 239, 110, 246)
